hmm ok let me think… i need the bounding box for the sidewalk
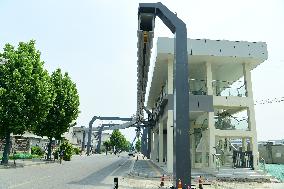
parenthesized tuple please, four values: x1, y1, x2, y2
(0, 158, 57, 169)
(129, 154, 169, 180)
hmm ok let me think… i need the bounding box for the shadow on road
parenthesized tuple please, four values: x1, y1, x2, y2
(68, 157, 131, 187)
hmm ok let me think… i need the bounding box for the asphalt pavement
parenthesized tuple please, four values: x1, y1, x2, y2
(0, 153, 133, 189)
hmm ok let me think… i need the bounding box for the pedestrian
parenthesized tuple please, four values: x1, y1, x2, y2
(59, 149, 64, 164)
(198, 176, 203, 189)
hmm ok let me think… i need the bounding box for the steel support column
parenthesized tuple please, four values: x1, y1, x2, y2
(138, 3, 190, 187)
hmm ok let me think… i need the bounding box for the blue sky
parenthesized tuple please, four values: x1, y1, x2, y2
(1, 0, 283, 141)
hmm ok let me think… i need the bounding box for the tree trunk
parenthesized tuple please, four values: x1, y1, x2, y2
(1, 130, 11, 165)
(47, 138, 52, 160)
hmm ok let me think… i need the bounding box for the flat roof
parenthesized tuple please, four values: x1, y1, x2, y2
(147, 37, 268, 108)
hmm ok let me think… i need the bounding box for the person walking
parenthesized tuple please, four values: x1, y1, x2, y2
(198, 176, 203, 189)
(59, 150, 64, 164)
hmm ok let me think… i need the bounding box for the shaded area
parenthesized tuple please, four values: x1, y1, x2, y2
(130, 159, 166, 178)
(68, 158, 129, 187)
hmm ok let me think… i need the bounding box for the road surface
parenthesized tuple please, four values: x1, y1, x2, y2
(0, 153, 133, 189)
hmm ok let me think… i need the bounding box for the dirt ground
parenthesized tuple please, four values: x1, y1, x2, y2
(119, 176, 284, 189)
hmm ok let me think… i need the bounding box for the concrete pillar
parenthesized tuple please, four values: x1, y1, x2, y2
(201, 134, 207, 167)
(242, 138, 247, 152)
(147, 128, 151, 159)
(191, 128, 195, 168)
(205, 62, 213, 95)
(208, 112, 216, 168)
(150, 131, 155, 161)
(154, 131, 159, 162)
(167, 110, 174, 173)
(166, 47, 174, 172)
(167, 56, 173, 95)
(243, 63, 258, 169)
(243, 63, 253, 98)
(159, 121, 164, 163)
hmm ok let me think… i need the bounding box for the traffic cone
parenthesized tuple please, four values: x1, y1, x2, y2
(178, 179, 182, 189)
(160, 174, 165, 187)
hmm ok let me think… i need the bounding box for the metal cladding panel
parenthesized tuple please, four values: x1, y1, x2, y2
(189, 95, 214, 112)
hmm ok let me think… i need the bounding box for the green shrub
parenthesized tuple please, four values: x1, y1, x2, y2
(31, 146, 44, 156)
(73, 147, 81, 155)
(9, 153, 33, 160)
(60, 140, 73, 161)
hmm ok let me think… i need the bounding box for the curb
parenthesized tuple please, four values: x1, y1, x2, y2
(0, 160, 57, 169)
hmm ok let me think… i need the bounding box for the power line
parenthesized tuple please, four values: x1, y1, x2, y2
(254, 97, 284, 105)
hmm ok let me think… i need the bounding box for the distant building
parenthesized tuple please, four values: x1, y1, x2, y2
(259, 141, 284, 164)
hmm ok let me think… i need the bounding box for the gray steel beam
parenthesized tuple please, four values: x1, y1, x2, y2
(87, 116, 133, 155)
(138, 3, 190, 187)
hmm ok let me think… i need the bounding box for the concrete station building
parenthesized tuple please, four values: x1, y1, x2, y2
(146, 37, 267, 173)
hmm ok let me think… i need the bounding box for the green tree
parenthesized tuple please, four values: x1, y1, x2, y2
(135, 139, 141, 152)
(110, 129, 130, 153)
(0, 41, 53, 164)
(124, 140, 131, 152)
(34, 69, 80, 160)
(103, 140, 111, 155)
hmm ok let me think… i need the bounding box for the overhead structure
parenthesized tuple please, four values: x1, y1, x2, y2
(87, 116, 135, 155)
(137, 2, 191, 187)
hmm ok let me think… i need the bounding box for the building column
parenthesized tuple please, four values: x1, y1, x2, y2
(191, 128, 195, 168)
(154, 130, 159, 162)
(243, 63, 258, 169)
(206, 62, 213, 95)
(206, 62, 215, 168)
(242, 137, 247, 152)
(159, 121, 164, 163)
(167, 55, 173, 95)
(147, 128, 151, 159)
(167, 110, 174, 173)
(150, 130, 155, 161)
(166, 46, 174, 172)
(201, 130, 207, 167)
(208, 112, 216, 168)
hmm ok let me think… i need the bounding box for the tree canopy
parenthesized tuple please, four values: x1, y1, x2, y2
(135, 139, 141, 152)
(34, 68, 80, 159)
(0, 41, 53, 164)
(109, 129, 130, 153)
(34, 68, 79, 139)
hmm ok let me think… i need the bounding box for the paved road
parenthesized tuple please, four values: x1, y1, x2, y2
(0, 153, 133, 189)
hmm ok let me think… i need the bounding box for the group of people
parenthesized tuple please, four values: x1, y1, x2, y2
(42, 146, 64, 163)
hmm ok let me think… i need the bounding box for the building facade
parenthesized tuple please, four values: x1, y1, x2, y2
(146, 37, 267, 172)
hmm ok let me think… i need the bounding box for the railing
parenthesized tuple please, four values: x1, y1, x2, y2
(189, 78, 207, 95)
(214, 116, 249, 131)
(212, 80, 246, 97)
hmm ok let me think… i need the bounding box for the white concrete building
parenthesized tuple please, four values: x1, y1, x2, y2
(146, 37, 267, 172)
